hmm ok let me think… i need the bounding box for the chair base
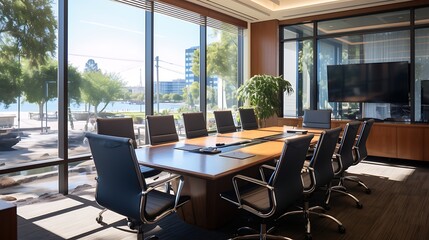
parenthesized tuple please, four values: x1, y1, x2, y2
(230, 223, 292, 240)
(325, 181, 363, 209)
(344, 176, 371, 194)
(277, 202, 345, 239)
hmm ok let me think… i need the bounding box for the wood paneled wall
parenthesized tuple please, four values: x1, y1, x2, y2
(250, 20, 279, 76)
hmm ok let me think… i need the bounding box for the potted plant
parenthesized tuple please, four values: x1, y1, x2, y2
(237, 74, 293, 127)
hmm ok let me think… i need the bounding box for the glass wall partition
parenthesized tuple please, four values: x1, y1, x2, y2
(281, 8, 427, 121)
(415, 28, 429, 122)
(318, 31, 410, 120)
(281, 24, 314, 117)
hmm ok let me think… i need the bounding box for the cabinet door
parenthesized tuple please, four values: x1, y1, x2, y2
(425, 128, 429, 161)
(397, 127, 424, 161)
(367, 125, 397, 158)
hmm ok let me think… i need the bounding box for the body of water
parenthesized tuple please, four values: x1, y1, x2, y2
(0, 100, 185, 113)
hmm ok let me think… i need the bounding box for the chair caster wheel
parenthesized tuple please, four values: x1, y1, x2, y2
(356, 202, 363, 209)
(127, 221, 136, 230)
(96, 216, 103, 223)
(338, 225, 346, 234)
(305, 234, 312, 240)
(365, 189, 372, 194)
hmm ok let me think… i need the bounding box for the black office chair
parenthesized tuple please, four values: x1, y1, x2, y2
(146, 115, 179, 145)
(278, 127, 344, 240)
(325, 121, 362, 208)
(214, 110, 237, 133)
(239, 108, 259, 130)
(302, 109, 332, 129)
(85, 132, 189, 240)
(345, 119, 375, 194)
(182, 112, 208, 139)
(96, 117, 161, 178)
(220, 134, 314, 240)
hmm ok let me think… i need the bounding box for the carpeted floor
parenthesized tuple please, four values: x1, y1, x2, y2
(16, 157, 429, 240)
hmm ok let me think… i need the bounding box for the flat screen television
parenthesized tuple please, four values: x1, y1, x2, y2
(327, 62, 409, 103)
(422, 80, 429, 105)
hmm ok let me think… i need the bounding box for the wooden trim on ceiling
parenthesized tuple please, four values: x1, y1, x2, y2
(158, 0, 248, 28)
(279, 0, 429, 26)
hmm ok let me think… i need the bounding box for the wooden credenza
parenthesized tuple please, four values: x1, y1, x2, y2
(278, 117, 429, 161)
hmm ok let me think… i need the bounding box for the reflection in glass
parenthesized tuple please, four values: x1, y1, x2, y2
(283, 23, 313, 40)
(415, 28, 429, 122)
(318, 10, 409, 35)
(318, 31, 410, 120)
(415, 7, 429, 25)
(206, 21, 240, 131)
(283, 40, 312, 116)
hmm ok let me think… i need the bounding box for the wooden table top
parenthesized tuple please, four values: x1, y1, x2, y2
(136, 139, 285, 180)
(136, 127, 321, 180)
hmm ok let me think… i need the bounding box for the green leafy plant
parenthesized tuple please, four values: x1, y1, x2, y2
(237, 74, 293, 125)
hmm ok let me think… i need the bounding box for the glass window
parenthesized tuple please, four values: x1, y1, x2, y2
(153, 10, 200, 137)
(283, 40, 313, 116)
(318, 30, 410, 120)
(68, 0, 146, 155)
(0, 168, 59, 202)
(0, 0, 58, 167)
(415, 7, 429, 25)
(415, 28, 429, 122)
(283, 23, 314, 40)
(206, 19, 241, 131)
(318, 10, 410, 35)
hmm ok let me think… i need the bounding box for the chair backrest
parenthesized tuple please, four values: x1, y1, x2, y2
(354, 119, 375, 164)
(182, 112, 208, 138)
(96, 117, 137, 149)
(302, 109, 332, 129)
(85, 132, 144, 221)
(146, 115, 179, 145)
(269, 134, 314, 211)
(309, 127, 342, 187)
(336, 121, 361, 171)
(214, 110, 237, 133)
(239, 108, 259, 130)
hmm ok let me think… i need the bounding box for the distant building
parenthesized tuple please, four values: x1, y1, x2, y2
(126, 86, 144, 94)
(159, 79, 187, 95)
(185, 46, 218, 89)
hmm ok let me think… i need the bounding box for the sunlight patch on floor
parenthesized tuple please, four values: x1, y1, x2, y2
(346, 161, 415, 182)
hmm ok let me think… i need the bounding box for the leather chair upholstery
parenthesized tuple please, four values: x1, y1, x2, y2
(146, 115, 179, 145)
(214, 110, 237, 133)
(220, 134, 314, 240)
(239, 108, 259, 130)
(96, 117, 161, 178)
(302, 109, 332, 129)
(279, 127, 344, 239)
(326, 121, 362, 208)
(85, 133, 189, 239)
(182, 112, 208, 139)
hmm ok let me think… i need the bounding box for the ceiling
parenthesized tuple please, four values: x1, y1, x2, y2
(185, 0, 412, 23)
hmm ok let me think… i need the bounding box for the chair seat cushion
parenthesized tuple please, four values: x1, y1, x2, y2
(221, 184, 272, 214)
(145, 190, 189, 221)
(139, 166, 161, 178)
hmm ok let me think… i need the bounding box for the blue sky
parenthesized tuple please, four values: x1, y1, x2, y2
(68, 0, 200, 86)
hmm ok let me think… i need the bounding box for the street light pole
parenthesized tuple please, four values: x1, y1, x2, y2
(45, 80, 56, 133)
(155, 56, 160, 114)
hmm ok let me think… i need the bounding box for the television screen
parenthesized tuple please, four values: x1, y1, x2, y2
(422, 80, 429, 105)
(327, 62, 409, 103)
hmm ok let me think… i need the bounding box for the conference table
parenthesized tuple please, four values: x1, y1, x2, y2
(135, 126, 322, 229)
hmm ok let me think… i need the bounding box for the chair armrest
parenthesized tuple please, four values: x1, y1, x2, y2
(231, 174, 276, 218)
(143, 174, 186, 209)
(332, 153, 343, 174)
(303, 167, 316, 194)
(259, 164, 276, 182)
